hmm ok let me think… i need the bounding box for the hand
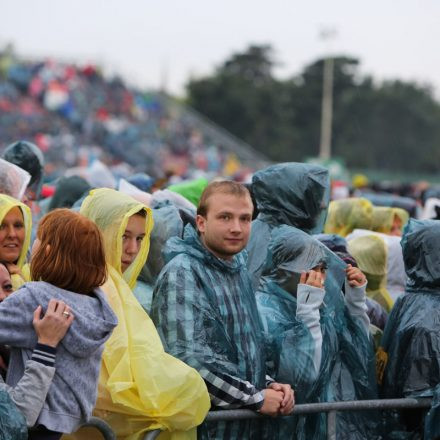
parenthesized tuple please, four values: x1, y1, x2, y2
(300, 270, 325, 289)
(268, 382, 295, 415)
(346, 264, 367, 287)
(259, 388, 284, 417)
(33, 299, 74, 348)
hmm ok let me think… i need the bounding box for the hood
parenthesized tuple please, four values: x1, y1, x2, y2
(0, 194, 32, 269)
(252, 162, 330, 233)
(168, 177, 209, 207)
(25, 282, 117, 358)
(401, 219, 440, 289)
(80, 188, 154, 289)
(163, 224, 246, 274)
(347, 234, 387, 277)
(262, 225, 328, 285)
(139, 202, 183, 284)
(48, 176, 91, 211)
(324, 198, 373, 237)
(371, 206, 409, 235)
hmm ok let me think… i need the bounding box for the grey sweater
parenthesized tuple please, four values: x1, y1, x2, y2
(0, 282, 118, 433)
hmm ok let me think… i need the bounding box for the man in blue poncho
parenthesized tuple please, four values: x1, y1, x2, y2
(380, 219, 440, 438)
(151, 181, 294, 440)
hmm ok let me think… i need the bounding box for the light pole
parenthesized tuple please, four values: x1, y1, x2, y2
(319, 28, 337, 160)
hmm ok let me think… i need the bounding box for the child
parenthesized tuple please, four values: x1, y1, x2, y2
(0, 208, 118, 439)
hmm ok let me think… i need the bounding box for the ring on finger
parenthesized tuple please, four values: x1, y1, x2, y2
(62, 311, 71, 317)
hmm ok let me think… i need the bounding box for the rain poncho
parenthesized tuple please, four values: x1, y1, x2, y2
(360, 192, 418, 218)
(347, 229, 407, 302)
(371, 206, 409, 235)
(324, 198, 373, 237)
(168, 177, 208, 207)
(80, 188, 210, 440)
(247, 162, 330, 290)
(151, 225, 270, 440)
(347, 235, 394, 312)
(380, 219, 440, 436)
(0, 388, 27, 440)
(257, 225, 377, 439)
(0, 194, 32, 290)
(0, 158, 30, 200)
(47, 175, 91, 212)
(134, 202, 184, 314)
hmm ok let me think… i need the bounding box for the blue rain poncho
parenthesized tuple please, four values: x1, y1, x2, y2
(247, 162, 330, 290)
(380, 219, 440, 436)
(257, 225, 377, 439)
(151, 225, 271, 440)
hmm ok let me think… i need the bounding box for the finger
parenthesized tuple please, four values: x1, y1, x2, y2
(300, 272, 307, 284)
(281, 386, 291, 406)
(46, 299, 58, 313)
(270, 383, 282, 391)
(33, 305, 42, 322)
(307, 271, 316, 283)
(54, 301, 67, 315)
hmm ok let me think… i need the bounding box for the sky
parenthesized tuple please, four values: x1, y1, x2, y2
(1, 0, 440, 97)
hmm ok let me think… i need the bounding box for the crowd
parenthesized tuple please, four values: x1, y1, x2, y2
(0, 48, 260, 186)
(1, 139, 440, 439)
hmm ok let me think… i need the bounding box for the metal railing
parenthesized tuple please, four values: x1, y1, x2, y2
(142, 397, 432, 440)
(80, 416, 117, 440)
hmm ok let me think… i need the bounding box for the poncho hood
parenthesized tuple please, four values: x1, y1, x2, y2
(402, 219, 440, 290)
(252, 162, 330, 234)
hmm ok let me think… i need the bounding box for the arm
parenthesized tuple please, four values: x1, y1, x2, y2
(344, 265, 370, 336)
(296, 283, 325, 374)
(6, 300, 74, 426)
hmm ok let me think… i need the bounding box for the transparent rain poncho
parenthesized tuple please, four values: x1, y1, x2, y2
(80, 189, 210, 440)
(347, 235, 394, 313)
(371, 206, 409, 235)
(324, 198, 374, 237)
(247, 162, 330, 290)
(257, 225, 377, 439)
(0, 194, 32, 290)
(151, 225, 270, 440)
(380, 219, 440, 436)
(0, 158, 30, 201)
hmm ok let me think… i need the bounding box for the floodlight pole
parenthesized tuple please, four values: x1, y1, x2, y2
(319, 56, 334, 160)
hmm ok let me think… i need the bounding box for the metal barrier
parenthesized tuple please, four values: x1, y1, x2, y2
(80, 416, 117, 440)
(142, 397, 432, 440)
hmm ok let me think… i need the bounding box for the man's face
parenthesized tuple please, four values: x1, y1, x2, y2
(196, 193, 253, 260)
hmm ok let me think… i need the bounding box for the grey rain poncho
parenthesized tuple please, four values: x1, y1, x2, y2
(151, 225, 271, 440)
(380, 219, 440, 437)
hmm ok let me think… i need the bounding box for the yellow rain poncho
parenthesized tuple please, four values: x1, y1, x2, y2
(324, 197, 373, 237)
(79, 188, 210, 440)
(347, 234, 394, 312)
(0, 194, 31, 290)
(371, 206, 409, 235)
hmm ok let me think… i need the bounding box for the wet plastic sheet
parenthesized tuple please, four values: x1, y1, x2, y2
(0, 158, 30, 200)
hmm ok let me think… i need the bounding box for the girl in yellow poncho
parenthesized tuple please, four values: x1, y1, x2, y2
(0, 194, 32, 290)
(347, 234, 394, 312)
(79, 188, 210, 440)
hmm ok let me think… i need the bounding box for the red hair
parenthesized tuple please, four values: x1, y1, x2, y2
(31, 209, 107, 294)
